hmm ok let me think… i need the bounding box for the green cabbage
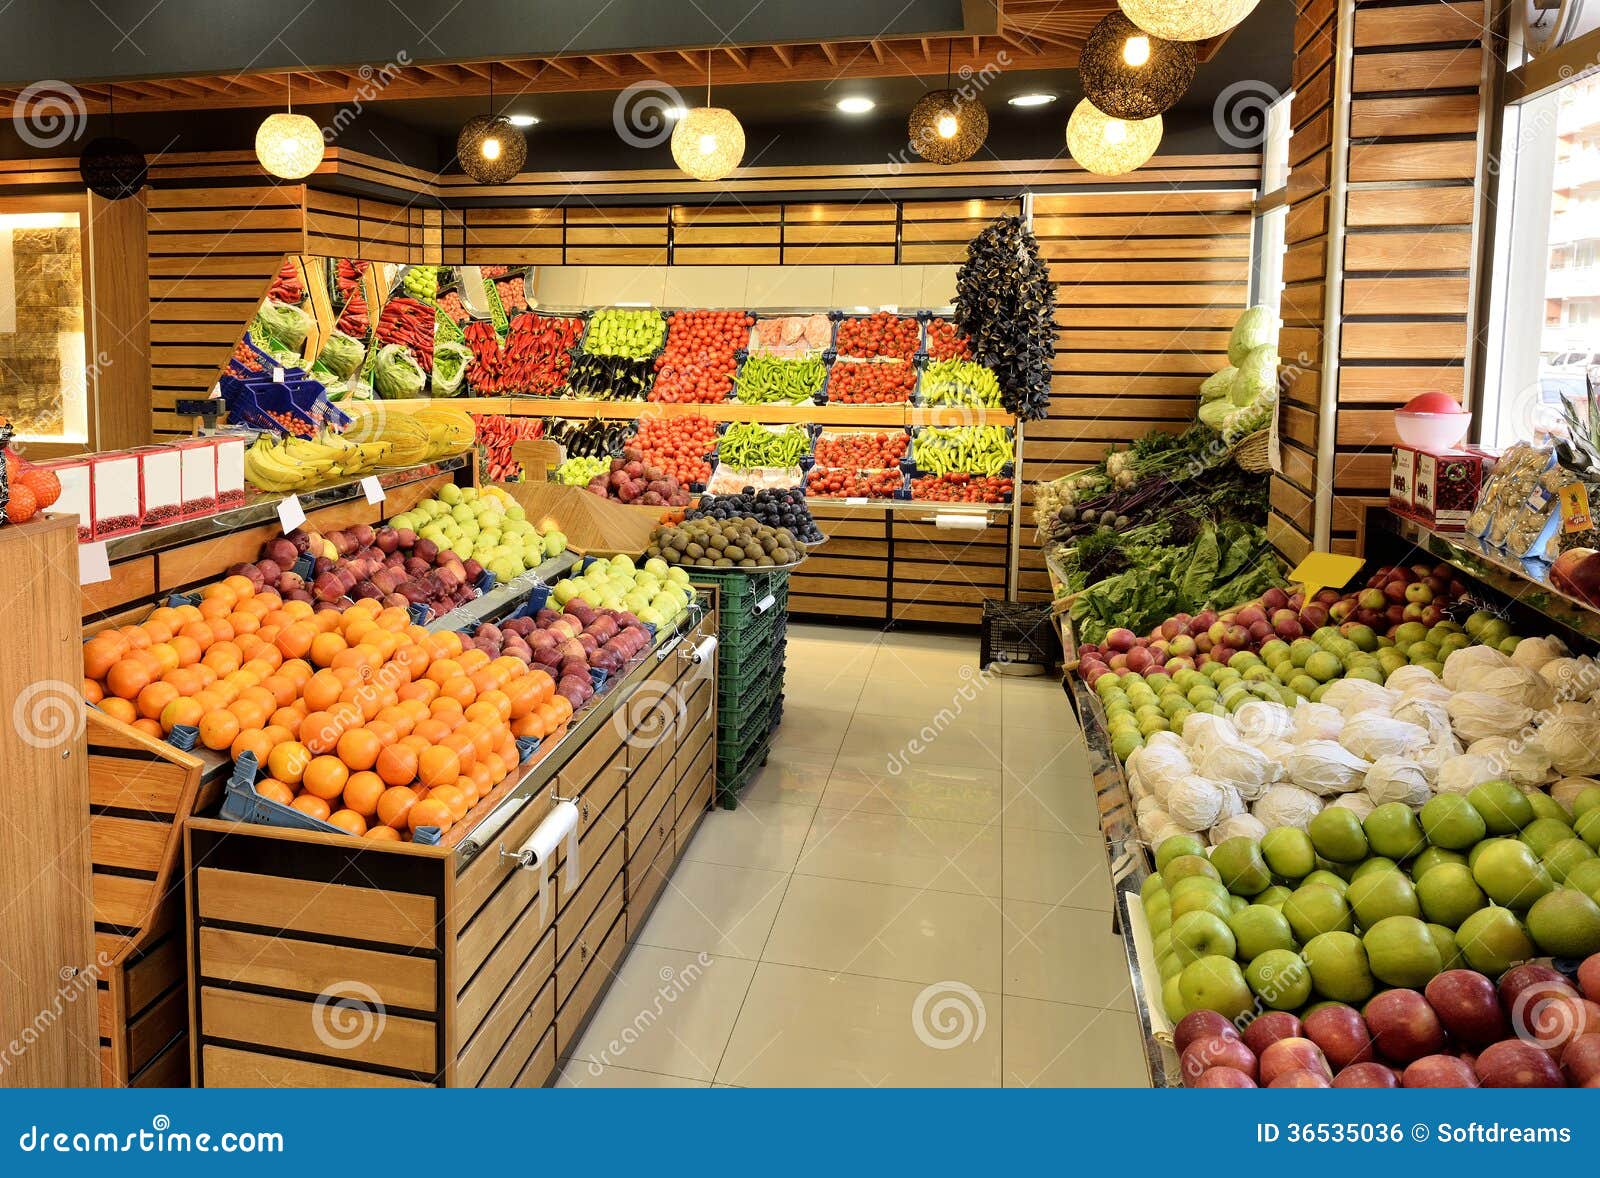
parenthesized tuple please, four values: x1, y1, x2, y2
(373, 344, 427, 399)
(1200, 366, 1237, 402)
(1198, 398, 1233, 431)
(1232, 345, 1279, 406)
(314, 331, 366, 379)
(252, 300, 311, 350)
(1228, 305, 1277, 366)
(431, 341, 473, 396)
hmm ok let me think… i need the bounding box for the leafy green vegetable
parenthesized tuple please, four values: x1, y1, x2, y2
(373, 343, 426, 399)
(1180, 528, 1220, 609)
(252, 300, 311, 350)
(431, 340, 472, 396)
(1200, 367, 1237, 402)
(1229, 305, 1277, 365)
(314, 331, 366, 379)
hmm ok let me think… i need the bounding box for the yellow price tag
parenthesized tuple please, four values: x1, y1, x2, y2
(1559, 482, 1592, 534)
(1289, 552, 1366, 600)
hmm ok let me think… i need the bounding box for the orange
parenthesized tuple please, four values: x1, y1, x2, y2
(209, 618, 238, 644)
(99, 697, 137, 724)
(461, 721, 495, 762)
(268, 706, 302, 737)
(309, 631, 347, 668)
(223, 574, 256, 601)
(141, 618, 174, 644)
(260, 724, 294, 748)
(327, 809, 367, 836)
(275, 623, 316, 660)
(238, 685, 278, 715)
(260, 675, 299, 707)
(469, 761, 496, 793)
(299, 710, 343, 754)
(376, 785, 418, 829)
(364, 825, 401, 841)
(425, 658, 464, 686)
(227, 611, 261, 637)
(82, 636, 122, 679)
(512, 713, 545, 740)
(267, 741, 312, 785)
(375, 744, 419, 787)
(198, 710, 241, 751)
(399, 734, 432, 758)
(398, 679, 439, 705)
(337, 727, 382, 772)
(105, 659, 152, 701)
(130, 718, 163, 738)
(301, 756, 350, 801)
(299, 669, 341, 713)
(480, 752, 508, 784)
(313, 608, 343, 634)
(342, 771, 386, 817)
(82, 677, 104, 704)
(228, 700, 270, 732)
(290, 794, 332, 822)
(376, 605, 410, 632)
(439, 676, 475, 708)
(119, 625, 152, 650)
(255, 778, 295, 806)
(169, 634, 203, 667)
(159, 696, 204, 733)
(413, 717, 453, 746)
(135, 681, 179, 721)
(408, 798, 452, 834)
(417, 745, 461, 789)
(170, 603, 202, 624)
(463, 700, 501, 728)
(202, 583, 238, 610)
(428, 782, 469, 822)
(479, 689, 512, 722)
(457, 649, 491, 674)
(442, 730, 477, 772)
(146, 643, 181, 676)
(230, 728, 275, 765)
(190, 690, 227, 715)
(365, 719, 400, 746)
(282, 600, 314, 620)
(177, 620, 214, 648)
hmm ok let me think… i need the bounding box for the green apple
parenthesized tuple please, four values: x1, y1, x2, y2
(1158, 952, 1182, 981)
(1303, 869, 1349, 894)
(1521, 816, 1577, 859)
(1527, 791, 1571, 824)
(1426, 922, 1464, 971)
(1364, 803, 1427, 861)
(1140, 874, 1167, 903)
(1421, 794, 1487, 850)
(1171, 886, 1234, 922)
(1573, 787, 1600, 819)
(1162, 973, 1188, 1023)
(1351, 856, 1399, 881)
(1472, 839, 1555, 910)
(1347, 870, 1421, 928)
(1228, 904, 1297, 960)
(1255, 885, 1292, 909)
(1469, 780, 1535, 835)
(1162, 854, 1220, 887)
(1178, 956, 1255, 1021)
(1564, 858, 1600, 901)
(1283, 883, 1354, 942)
(1363, 915, 1443, 987)
(1310, 808, 1370, 864)
(1525, 888, 1600, 958)
(1415, 862, 1487, 927)
(1411, 846, 1467, 881)
(1302, 931, 1375, 1003)
(1211, 837, 1272, 897)
(1543, 838, 1596, 884)
(1577, 809, 1600, 851)
(1456, 906, 1536, 975)
(1261, 827, 1317, 881)
(1245, 949, 1313, 1011)
(1170, 910, 1237, 966)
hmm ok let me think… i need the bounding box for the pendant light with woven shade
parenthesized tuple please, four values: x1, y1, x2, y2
(80, 85, 148, 200)
(457, 65, 528, 184)
(671, 51, 744, 182)
(255, 75, 326, 180)
(1066, 99, 1162, 176)
(907, 42, 989, 165)
(1079, 11, 1195, 120)
(1118, 0, 1260, 42)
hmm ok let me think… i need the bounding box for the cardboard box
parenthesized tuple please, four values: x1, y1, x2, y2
(177, 437, 218, 519)
(1393, 444, 1488, 532)
(41, 457, 92, 541)
(89, 452, 141, 539)
(133, 446, 183, 527)
(214, 434, 248, 509)
(1390, 448, 1417, 516)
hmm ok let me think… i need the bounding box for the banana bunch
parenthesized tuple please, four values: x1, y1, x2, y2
(912, 425, 1013, 477)
(342, 404, 474, 465)
(244, 431, 393, 492)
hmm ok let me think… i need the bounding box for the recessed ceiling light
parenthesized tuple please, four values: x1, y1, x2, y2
(837, 97, 875, 114)
(1008, 93, 1057, 107)
(507, 114, 539, 127)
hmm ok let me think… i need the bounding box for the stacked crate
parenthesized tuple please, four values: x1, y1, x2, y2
(692, 569, 789, 807)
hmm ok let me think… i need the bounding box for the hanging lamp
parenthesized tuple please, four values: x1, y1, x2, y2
(79, 85, 148, 200)
(1118, 0, 1260, 42)
(1066, 99, 1162, 176)
(671, 52, 744, 182)
(457, 65, 527, 184)
(907, 42, 989, 165)
(255, 75, 326, 180)
(1079, 12, 1196, 120)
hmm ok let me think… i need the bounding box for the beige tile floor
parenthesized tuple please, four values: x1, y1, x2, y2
(557, 623, 1148, 1088)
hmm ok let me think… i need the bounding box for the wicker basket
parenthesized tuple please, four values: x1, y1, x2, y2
(1232, 429, 1272, 473)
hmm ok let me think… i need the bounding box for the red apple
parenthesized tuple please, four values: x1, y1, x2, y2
(1426, 970, 1510, 1046)
(1365, 989, 1447, 1064)
(1315, 588, 1341, 605)
(1194, 1067, 1257, 1088)
(1173, 1010, 1239, 1056)
(1236, 605, 1267, 628)
(1333, 1062, 1400, 1088)
(1303, 1004, 1375, 1069)
(1260, 1037, 1332, 1086)
(1499, 964, 1574, 1015)
(1300, 603, 1330, 629)
(1242, 1011, 1304, 1058)
(1327, 600, 1353, 623)
(1475, 1039, 1564, 1087)
(1270, 1068, 1332, 1088)
(1261, 588, 1290, 611)
(1383, 580, 1409, 604)
(1182, 1035, 1258, 1085)
(1403, 1055, 1479, 1088)
(1579, 953, 1600, 1003)
(1562, 1034, 1600, 1085)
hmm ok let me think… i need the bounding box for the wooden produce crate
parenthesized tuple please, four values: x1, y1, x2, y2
(183, 605, 719, 1087)
(492, 480, 676, 559)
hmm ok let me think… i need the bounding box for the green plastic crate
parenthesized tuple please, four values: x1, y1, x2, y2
(715, 696, 784, 808)
(718, 637, 785, 709)
(692, 568, 790, 615)
(719, 665, 784, 733)
(717, 686, 782, 769)
(718, 623, 786, 682)
(716, 582, 789, 642)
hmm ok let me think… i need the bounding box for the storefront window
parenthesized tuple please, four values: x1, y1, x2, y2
(0, 210, 89, 443)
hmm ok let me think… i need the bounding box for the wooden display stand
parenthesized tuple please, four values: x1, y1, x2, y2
(492, 480, 670, 558)
(183, 605, 718, 1087)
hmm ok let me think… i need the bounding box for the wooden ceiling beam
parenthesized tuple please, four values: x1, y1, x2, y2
(589, 55, 623, 76)
(771, 44, 793, 68)
(543, 56, 582, 79)
(819, 41, 840, 67)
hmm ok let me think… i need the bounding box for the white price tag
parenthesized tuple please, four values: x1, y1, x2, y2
(271, 366, 285, 383)
(78, 540, 111, 586)
(878, 304, 899, 313)
(278, 494, 306, 532)
(845, 496, 869, 505)
(361, 476, 385, 505)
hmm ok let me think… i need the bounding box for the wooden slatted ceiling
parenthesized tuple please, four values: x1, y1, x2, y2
(1018, 189, 1255, 601)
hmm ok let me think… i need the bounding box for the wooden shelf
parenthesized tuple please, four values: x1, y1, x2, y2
(375, 396, 1015, 429)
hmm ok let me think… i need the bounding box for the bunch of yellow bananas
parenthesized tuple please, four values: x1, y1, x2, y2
(244, 430, 394, 493)
(342, 404, 475, 465)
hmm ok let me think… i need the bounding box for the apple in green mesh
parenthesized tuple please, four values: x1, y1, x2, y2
(1162, 854, 1220, 888)
(1410, 846, 1467, 881)
(1469, 780, 1535, 835)
(1309, 808, 1369, 864)
(1346, 870, 1421, 928)
(1525, 888, 1600, 958)
(1472, 839, 1555, 910)
(1228, 904, 1297, 961)
(1427, 922, 1465, 971)
(1521, 816, 1577, 859)
(1415, 862, 1487, 928)
(1364, 803, 1427, 861)
(1170, 910, 1237, 966)
(1543, 838, 1596, 884)
(1261, 827, 1317, 881)
(1282, 883, 1354, 942)
(1351, 856, 1399, 881)
(1421, 794, 1486, 851)
(1211, 837, 1272, 897)
(1245, 949, 1313, 1011)
(1456, 906, 1536, 976)
(1255, 885, 1292, 910)
(1179, 956, 1255, 1021)
(1364, 915, 1444, 988)
(1302, 931, 1375, 1003)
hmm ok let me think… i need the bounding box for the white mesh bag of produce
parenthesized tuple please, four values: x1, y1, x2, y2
(1339, 714, 1428, 761)
(1233, 699, 1293, 746)
(1167, 775, 1229, 831)
(1535, 703, 1600, 776)
(1209, 813, 1269, 845)
(1447, 692, 1535, 743)
(1321, 679, 1397, 719)
(1433, 751, 1502, 795)
(1197, 740, 1279, 800)
(1251, 783, 1325, 830)
(1363, 755, 1431, 808)
(1466, 735, 1555, 786)
(1443, 644, 1513, 691)
(1329, 791, 1376, 821)
(1291, 701, 1344, 743)
(1285, 740, 1372, 795)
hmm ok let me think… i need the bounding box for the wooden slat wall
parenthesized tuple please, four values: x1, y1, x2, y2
(304, 189, 442, 263)
(1020, 189, 1257, 599)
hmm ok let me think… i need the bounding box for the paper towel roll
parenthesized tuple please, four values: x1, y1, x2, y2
(516, 800, 580, 925)
(934, 512, 987, 532)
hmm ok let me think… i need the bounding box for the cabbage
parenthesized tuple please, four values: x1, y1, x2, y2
(314, 331, 366, 378)
(1391, 696, 1454, 747)
(1385, 665, 1443, 696)
(1340, 714, 1428, 761)
(1443, 645, 1513, 691)
(1468, 665, 1553, 711)
(1216, 786, 1247, 822)
(1552, 776, 1600, 813)
(1535, 703, 1600, 776)
(1135, 795, 1165, 822)
(1256, 736, 1295, 765)
(1364, 755, 1431, 808)
(1234, 699, 1292, 745)
(1414, 741, 1460, 785)
(1168, 776, 1229, 831)
(1467, 735, 1556, 786)
(1512, 635, 1568, 672)
(1252, 784, 1324, 831)
(1291, 701, 1344, 744)
(1540, 656, 1600, 703)
(1210, 814, 1269, 846)
(1433, 752, 1502, 796)
(1149, 819, 1190, 848)
(1229, 305, 1277, 365)
(1138, 805, 1174, 843)
(1447, 692, 1535, 743)
(1329, 792, 1376, 821)
(373, 344, 427, 399)
(1286, 740, 1371, 795)
(1198, 397, 1233, 431)
(1128, 743, 1193, 804)
(1322, 679, 1398, 719)
(1197, 740, 1279, 800)
(1200, 367, 1237, 402)
(252, 299, 311, 349)
(1182, 711, 1237, 755)
(1231, 345, 1279, 406)
(1146, 731, 1186, 754)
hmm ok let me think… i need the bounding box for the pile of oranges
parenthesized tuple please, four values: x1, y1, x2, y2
(81, 574, 574, 841)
